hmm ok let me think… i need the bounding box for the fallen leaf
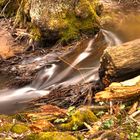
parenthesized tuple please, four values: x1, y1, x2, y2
(27, 105, 67, 121)
(29, 120, 55, 132)
(40, 105, 67, 116)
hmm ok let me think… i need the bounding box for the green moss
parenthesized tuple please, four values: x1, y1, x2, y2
(0, 123, 13, 132)
(0, 122, 29, 134)
(25, 133, 38, 140)
(0, 114, 27, 122)
(26, 132, 77, 140)
(60, 0, 99, 43)
(58, 108, 98, 131)
(11, 124, 29, 134)
(29, 24, 42, 41)
(60, 14, 80, 43)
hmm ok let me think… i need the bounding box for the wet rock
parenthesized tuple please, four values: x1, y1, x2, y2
(1, 0, 101, 44)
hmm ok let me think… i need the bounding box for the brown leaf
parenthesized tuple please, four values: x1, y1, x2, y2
(40, 105, 67, 116)
(26, 105, 67, 121)
(29, 120, 55, 132)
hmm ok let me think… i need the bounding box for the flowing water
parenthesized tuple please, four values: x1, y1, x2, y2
(0, 29, 122, 114)
(0, 3, 140, 114)
(101, 0, 140, 42)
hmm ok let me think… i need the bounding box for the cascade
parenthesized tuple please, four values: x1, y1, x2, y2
(0, 30, 122, 114)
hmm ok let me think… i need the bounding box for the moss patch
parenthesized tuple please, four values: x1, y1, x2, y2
(26, 132, 77, 140)
(11, 124, 29, 134)
(29, 0, 100, 44)
(0, 123, 29, 134)
(29, 24, 42, 41)
(60, 0, 99, 43)
(0, 123, 13, 132)
(58, 108, 98, 131)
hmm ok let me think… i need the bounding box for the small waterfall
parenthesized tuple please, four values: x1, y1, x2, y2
(0, 29, 122, 114)
(101, 29, 122, 46)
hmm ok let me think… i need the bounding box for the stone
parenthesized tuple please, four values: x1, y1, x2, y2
(30, 0, 100, 42)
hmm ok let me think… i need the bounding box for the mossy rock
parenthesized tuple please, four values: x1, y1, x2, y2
(29, 24, 42, 42)
(0, 123, 13, 132)
(1, 0, 101, 45)
(11, 124, 30, 134)
(0, 123, 29, 134)
(26, 132, 77, 140)
(30, 0, 100, 43)
(58, 107, 98, 131)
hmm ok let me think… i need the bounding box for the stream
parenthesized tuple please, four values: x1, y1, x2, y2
(0, 2, 140, 114)
(0, 29, 122, 114)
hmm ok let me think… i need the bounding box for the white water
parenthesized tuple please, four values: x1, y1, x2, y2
(0, 29, 122, 114)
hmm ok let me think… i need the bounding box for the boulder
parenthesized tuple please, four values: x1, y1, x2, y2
(1, 0, 101, 44)
(30, 0, 100, 42)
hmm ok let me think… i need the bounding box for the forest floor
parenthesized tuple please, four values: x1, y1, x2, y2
(0, 18, 140, 140)
(0, 1, 140, 140)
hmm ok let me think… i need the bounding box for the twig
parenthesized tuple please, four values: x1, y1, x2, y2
(84, 122, 92, 131)
(99, 131, 120, 140)
(129, 110, 140, 118)
(58, 56, 86, 83)
(110, 101, 113, 114)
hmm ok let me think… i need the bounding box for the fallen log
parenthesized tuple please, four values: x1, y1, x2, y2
(99, 39, 140, 84)
(95, 75, 140, 102)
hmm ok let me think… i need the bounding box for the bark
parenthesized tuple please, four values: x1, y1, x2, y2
(99, 39, 140, 84)
(95, 75, 140, 101)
